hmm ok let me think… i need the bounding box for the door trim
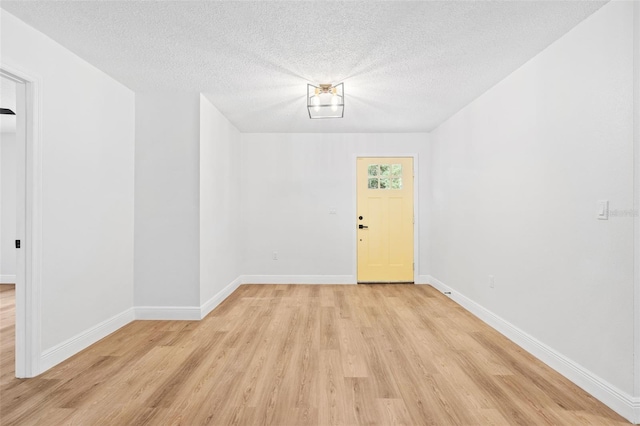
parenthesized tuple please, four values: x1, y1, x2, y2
(352, 153, 421, 284)
(1, 63, 43, 378)
(633, 0, 640, 409)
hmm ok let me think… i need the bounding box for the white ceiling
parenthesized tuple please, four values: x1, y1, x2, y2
(0, 76, 16, 133)
(1, 1, 606, 133)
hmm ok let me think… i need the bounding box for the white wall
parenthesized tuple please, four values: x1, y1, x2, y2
(1, 132, 17, 282)
(199, 95, 241, 304)
(240, 133, 430, 282)
(1, 12, 135, 351)
(428, 0, 635, 398)
(135, 92, 200, 308)
(135, 93, 242, 313)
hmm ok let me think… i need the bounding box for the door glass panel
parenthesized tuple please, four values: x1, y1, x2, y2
(368, 163, 403, 190)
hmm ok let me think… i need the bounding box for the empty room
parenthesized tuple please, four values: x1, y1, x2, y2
(0, 0, 639, 424)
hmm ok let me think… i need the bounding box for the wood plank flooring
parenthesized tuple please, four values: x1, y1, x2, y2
(0, 284, 15, 389)
(0, 284, 630, 425)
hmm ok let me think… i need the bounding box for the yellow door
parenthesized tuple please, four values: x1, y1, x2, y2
(357, 157, 414, 283)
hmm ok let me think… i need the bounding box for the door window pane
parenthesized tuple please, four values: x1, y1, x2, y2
(366, 162, 404, 190)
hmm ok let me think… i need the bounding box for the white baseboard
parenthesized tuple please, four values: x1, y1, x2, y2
(134, 305, 201, 320)
(0, 274, 16, 284)
(421, 274, 445, 291)
(37, 276, 245, 374)
(414, 274, 430, 285)
(200, 276, 243, 318)
(240, 274, 356, 285)
(40, 307, 135, 372)
(135, 276, 245, 320)
(135, 277, 356, 322)
(424, 275, 640, 424)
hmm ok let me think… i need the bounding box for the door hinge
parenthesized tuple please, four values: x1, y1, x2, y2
(413, 262, 415, 271)
(15, 240, 20, 249)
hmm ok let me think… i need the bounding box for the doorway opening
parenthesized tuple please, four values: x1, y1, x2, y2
(0, 66, 41, 379)
(1, 75, 18, 384)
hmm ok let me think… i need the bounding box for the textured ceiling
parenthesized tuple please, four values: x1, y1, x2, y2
(1, 1, 606, 133)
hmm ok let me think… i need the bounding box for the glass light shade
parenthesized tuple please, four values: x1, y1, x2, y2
(307, 83, 344, 119)
(331, 93, 339, 111)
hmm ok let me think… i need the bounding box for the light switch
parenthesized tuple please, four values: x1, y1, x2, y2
(597, 200, 609, 220)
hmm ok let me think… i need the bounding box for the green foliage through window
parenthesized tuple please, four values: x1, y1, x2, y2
(367, 163, 403, 189)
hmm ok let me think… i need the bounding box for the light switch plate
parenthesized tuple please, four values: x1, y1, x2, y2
(597, 200, 609, 220)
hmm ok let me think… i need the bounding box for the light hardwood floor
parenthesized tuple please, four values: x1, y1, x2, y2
(0, 284, 630, 425)
(0, 284, 15, 390)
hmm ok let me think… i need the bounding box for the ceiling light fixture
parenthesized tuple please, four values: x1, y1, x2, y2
(307, 83, 344, 119)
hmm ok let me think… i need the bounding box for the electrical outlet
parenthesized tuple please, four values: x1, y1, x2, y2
(489, 275, 495, 289)
(329, 208, 337, 215)
(272, 251, 278, 260)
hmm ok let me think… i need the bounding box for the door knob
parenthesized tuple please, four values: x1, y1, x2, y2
(358, 224, 368, 229)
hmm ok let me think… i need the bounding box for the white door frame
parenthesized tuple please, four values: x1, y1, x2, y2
(352, 153, 421, 284)
(1, 63, 42, 378)
(633, 0, 640, 414)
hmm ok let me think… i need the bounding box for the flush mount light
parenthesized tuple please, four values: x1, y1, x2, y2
(307, 83, 344, 119)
